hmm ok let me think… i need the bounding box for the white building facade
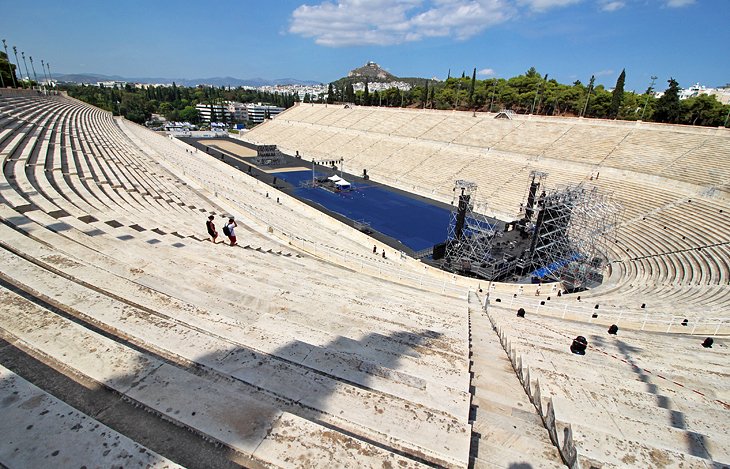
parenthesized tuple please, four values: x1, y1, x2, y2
(244, 103, 284, 123)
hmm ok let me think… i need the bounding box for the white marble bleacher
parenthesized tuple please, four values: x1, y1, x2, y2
(493, 119, 569, 157)
(542, 122, 630, 165)
(381, 140, 442, 176)
(666, 134, 730, 186)
(244, 104, 730, 317)
(420, 112, 478, 144)
(337, 106, 379, 129)
(0, 208, 468, 466)
(0, 364, 181, 469)
(0, 94, 476, 467)
(488, 301, 730, 468)
(346, 108, 386, 132)
(391, 110, 447, 139)
(1, 100, 198, 250)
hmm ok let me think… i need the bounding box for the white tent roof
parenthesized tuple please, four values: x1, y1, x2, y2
(327, 175, 342, 182)
(335, 178, 350, 187)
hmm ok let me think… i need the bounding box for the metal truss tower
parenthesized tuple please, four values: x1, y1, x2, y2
(528, 183, 622, 290)
(443, 180, 498, 277)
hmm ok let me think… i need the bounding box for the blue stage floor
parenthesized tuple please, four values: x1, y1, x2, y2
(272, 170, 451, 252)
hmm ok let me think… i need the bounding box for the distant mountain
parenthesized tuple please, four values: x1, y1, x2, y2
(347, 61, 397, 82)
(51, 73, 321, 87)
(333, 62, 430, 88)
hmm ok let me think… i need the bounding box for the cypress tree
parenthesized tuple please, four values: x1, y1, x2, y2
(327, 83, 334, 104)
(654, 78, 681, 123)
(610, 69, 626, 119)
(469, 68, 476, 105)
(364, 81, 370, 106)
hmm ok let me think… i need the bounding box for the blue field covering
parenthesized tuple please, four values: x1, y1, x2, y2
(531, 252, 582, 278)
(273, 170, 451, 251)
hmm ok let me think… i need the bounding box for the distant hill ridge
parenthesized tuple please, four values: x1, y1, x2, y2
(51, 73, 321, 87)
(336, 61, 430, 88)
(347, 61, 397, 82)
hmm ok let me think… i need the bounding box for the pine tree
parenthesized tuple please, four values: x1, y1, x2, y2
(653, 78, 681, 123)
(609, 69, 626, 119)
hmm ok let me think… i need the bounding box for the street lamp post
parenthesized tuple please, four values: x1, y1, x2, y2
(531, 77, 543, 114)
(2, 40, 16, 88)
(41, 59, 49, 85)
(641, 76, 657, 120)
(21, 52, 31, 88)
(46, 62, 52, 87)
(12, 46, 23, 88)
(29, 56, 39, 86)
(581, 75, 595, 118)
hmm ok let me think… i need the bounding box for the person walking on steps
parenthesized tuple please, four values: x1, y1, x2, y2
(223, 217, 238, 246)
(206, 215, 218, 243)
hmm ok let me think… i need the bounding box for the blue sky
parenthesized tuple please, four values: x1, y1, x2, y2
(2, 0, 728, 91)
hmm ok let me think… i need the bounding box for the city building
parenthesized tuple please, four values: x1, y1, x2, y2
(244, 103, 284, 123)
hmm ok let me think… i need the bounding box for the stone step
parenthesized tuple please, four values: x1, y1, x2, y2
(0, 365, 182, 469)
(0, 253, 470, 467)
(468, 294, 563, 468)
(0, 287, 430, 469)
(552, 397, 729, 464)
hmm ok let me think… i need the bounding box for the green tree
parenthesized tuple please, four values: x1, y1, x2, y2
(609, 69, 626, 119)
(326, 83, 334, 104)
(468, 68, 476, 106)
(345, 83, 355, 103)
(0, 51, 18, 87)
(653, 78, 681, 123)
(179, 106, 199, 123)
(363, 81, 370, 106)
(681, 94, 725, 126)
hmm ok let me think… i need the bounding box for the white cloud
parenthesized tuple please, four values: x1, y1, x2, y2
(289, 0, 516, 47)
(665, 0, 695, 7)
(517, 0, 582, 12)
(600, 0, 624, 11)
(478, 68, 496, 76)
(594, 69, 615, 77)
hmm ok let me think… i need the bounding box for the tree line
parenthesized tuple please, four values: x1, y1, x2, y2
(326, 67, 730, 127)
(62, 82, 299, 125)
(50, 67, 730, 128)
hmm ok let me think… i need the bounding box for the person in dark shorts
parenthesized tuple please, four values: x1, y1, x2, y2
(225, 217, 238, 246)
(206, 215, 218, 243)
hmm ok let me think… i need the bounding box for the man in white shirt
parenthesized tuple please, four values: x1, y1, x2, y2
(225, 217, 238, 246)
